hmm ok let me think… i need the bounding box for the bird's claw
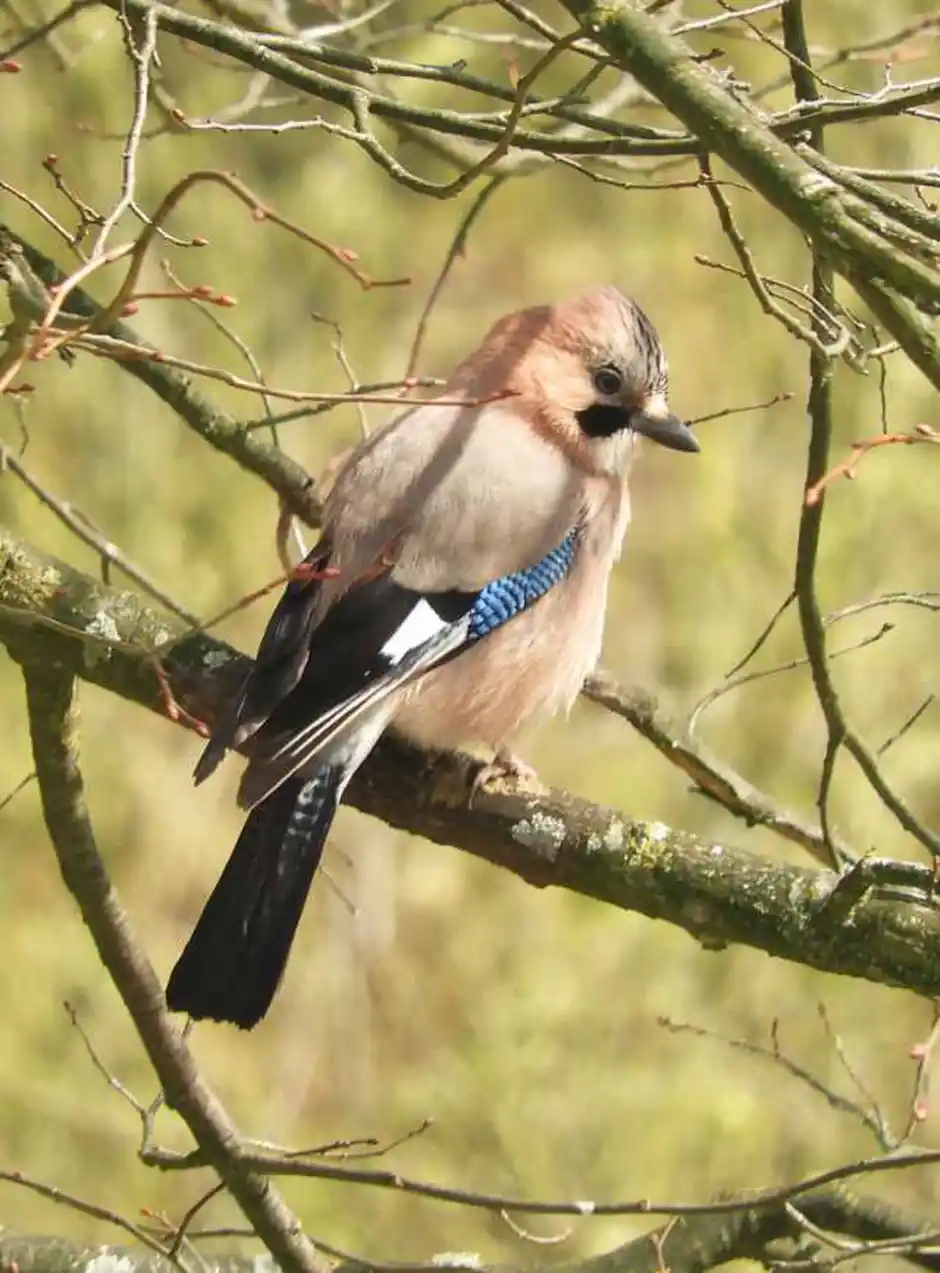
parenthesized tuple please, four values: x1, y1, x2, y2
(471, 747, 541, 798)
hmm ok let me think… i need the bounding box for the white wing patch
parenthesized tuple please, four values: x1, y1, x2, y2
(238, 611, 474, 810)
(381, 599, 449, 664)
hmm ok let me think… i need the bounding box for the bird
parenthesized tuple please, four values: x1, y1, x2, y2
(165, 284, 699, 1029)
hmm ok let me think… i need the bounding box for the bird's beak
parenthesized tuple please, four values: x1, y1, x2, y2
(631, 407, 700, 454)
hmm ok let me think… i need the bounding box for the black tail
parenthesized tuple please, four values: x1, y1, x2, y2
(166, 767, 341, 1029)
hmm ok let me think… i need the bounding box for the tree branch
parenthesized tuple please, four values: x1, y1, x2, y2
(3, 525, 940, 1002)
(582, 671, 852, 866)
(16, 654, 324, 1273)
(58, 4, 940, 388)
(560, 0, 940, 387)
(2, 1185, 939, 1273)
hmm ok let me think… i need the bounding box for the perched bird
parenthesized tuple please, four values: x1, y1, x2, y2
(166, 285, 699, 1029)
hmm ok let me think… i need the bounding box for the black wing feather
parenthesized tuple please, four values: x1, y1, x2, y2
(235, 577, 477, 808)
(252, 575, 468, 745)
(196, 539, 480, 802)
(193, 537, 332, 784)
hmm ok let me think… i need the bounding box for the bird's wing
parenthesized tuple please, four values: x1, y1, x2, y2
(192, 536, 334, 786)
(234, 527, 580, 809)
(195, 399, 589, 809)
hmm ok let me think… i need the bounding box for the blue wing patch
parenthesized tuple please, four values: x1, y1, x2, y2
(468, 528, 579, 641)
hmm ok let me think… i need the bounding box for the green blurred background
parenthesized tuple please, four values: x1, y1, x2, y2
(2, 0, 940, 1262)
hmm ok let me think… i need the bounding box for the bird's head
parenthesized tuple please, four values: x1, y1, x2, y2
(572, 286, 698, 453)
(545, 285, 699, 471)
(452, 285, 699, 475)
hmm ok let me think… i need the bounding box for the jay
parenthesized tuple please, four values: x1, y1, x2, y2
(166, 284, 699, 1028)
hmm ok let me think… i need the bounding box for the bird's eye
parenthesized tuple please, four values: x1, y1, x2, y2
(592, 366, 623, 397)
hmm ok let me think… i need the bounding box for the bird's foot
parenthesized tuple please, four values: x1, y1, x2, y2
(472, 747, 542, 798)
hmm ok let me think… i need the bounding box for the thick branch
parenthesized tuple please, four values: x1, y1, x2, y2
(3, 525, 940, 1000)
(2, 1185, 939, 1273)
(581, 1187, 940, 1273)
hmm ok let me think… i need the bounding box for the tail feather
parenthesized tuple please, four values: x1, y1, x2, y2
(166, 767, 341, 1029)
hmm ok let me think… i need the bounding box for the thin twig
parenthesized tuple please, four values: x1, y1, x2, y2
(91, 6, 159, 256)
(0, 1169, 183, 1267)
(659, 1015, 889, 1145)
(0, 444, 200, 625)
(405, 174, 506, 379)
(805, 425, 940, 504)
(583, 671, 854, 866)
